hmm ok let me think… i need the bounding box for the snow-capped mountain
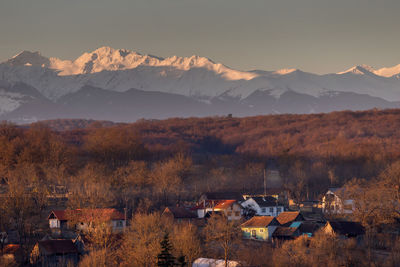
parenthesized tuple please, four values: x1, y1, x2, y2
(0, 47, 399, 123)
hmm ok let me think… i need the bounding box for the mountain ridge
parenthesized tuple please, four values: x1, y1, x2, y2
(0, 47, 399, 123)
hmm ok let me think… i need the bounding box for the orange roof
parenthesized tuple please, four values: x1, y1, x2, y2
(241, 216, 278, 227)
(214, 200, 237, 209)
(2, 244, 20, 255)
(49, 208, 125, 222)
(191, 200, 238, 210)
(276, 212, 302, 226)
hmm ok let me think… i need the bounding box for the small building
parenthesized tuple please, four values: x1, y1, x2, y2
(241, 216, 280, 241)
(161, 206, 198, 223)
(295, 221, 321, 237)
(30, 239, 79, 267)
(322, 188, 354, 214)
(242, 188, 290, 206)
(272, 226, 300, 241)
(299, 200, 322, 213)
(48, 208, 126, 232)
(323, 221, 365, 239)
(276, 211, 304, 226)
(193, 258, 240, 267)
(1, 244, 20, 264)
(241, 196, 284, 217)
(192, 200, 243, 221)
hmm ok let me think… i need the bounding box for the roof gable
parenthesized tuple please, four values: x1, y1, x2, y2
(276, 212, 304, 226)
(272, 226, 299, 237)
(251, 196, 279, 207)
(241, 216, 279, 228)
(327, 221, 365, 236)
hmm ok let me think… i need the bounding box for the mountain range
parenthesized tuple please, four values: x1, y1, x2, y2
(0, 46, 399, 123)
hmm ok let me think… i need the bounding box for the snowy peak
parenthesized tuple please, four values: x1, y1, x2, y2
(273, 68, 298, 75)
(337, 65, 376, 75)
(374, 64, 400, 78)
(5, 46, 259, 81)
(6, 51, 50, 68)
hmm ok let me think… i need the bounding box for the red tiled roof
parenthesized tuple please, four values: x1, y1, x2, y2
(276, 212, 302, 226)
(241, 216, 277, 227)
(39, 240, 78, 255)
(192, 200, 238, 210)
(214, 200, 237, 209)
(1, 244, 20, 255)
(48, 208, 125, 222)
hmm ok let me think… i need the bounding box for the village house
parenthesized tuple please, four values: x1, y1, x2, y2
(242, 188, 290, 206)
(295, 221, 322, 237)
(323, 221, 365, 239)
(322, 188, 354, 214)
(161, 206, 198, 223)
(241, 216, 280, 241)
(272, 226, 300, 241)
(1, 244, 20, 265)
(272, 221, 321, 242)
(192, 199, 243, 221)
(193, 258, 241, 267)
(241, 196, 285, 217)
(30, 239, 79, 267)
(275, 211, 304, 226)
(48, 208, 126, 232)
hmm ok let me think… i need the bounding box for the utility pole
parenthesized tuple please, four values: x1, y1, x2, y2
(263, 169, 267, 196)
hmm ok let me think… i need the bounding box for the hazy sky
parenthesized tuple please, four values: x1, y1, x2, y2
(1, 0, 400, 74)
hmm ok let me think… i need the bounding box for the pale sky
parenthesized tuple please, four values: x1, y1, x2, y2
(1, 0, 400, 74)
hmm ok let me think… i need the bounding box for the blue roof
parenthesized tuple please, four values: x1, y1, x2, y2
(289, 221, 302, 228)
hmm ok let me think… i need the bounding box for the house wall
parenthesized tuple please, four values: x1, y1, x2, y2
(197, 209, 205, 218)
(111, 220, 126, 232)
(241, 225, 277, 241)
(49, 219, 60, 229)
(224, 203, 242, 221)
(241, 199, 284, 217)
(258, 206, 284, 217)
(322, 192, 354, 214)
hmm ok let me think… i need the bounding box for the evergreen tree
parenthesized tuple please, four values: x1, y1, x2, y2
(157, 233, 176, 267)
(176, 256, 187, 267)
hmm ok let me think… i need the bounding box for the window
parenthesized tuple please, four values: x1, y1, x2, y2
(117, 220, 123, 227)
(260, 229, 264, 232)
(261, 208, 266, 213)
(234, 211, 240, 216)
(269, 207, 274, 212)
(227, 211, 232, 216)
(277, 207, 282, 212)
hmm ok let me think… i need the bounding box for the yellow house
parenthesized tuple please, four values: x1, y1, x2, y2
(241, 216, 280, 241)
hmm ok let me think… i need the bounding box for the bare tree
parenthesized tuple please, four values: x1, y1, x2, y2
(204, 214, 241, 267)
(171, 223, 201, 266)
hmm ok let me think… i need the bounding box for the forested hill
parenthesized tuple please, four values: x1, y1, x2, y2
(33, 108, 400, 178)
(0, 108, 399, 202)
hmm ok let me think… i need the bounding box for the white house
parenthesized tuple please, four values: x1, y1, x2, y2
(241, 196, 284, 217)
(322, 188, 354, 214)
(192, 258, 240, 267)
